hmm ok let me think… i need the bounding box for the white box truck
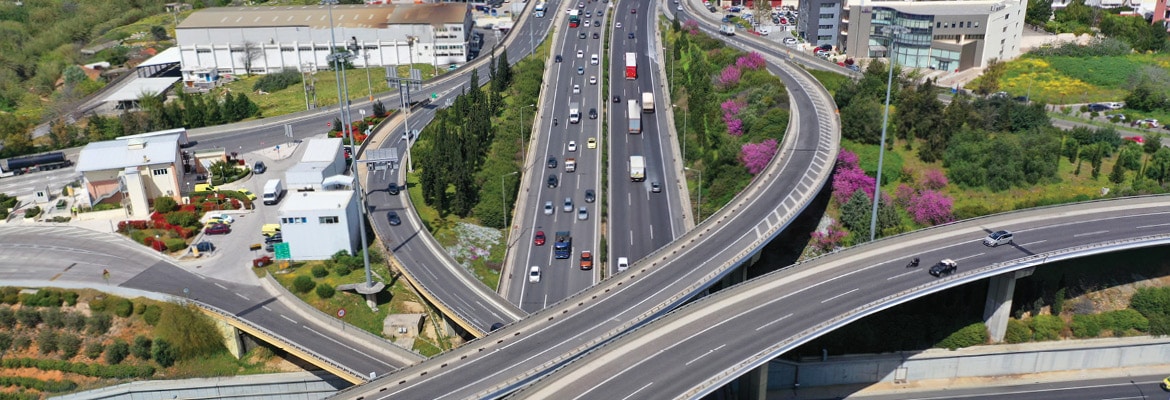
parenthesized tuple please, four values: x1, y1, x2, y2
(569, 102, 581, 124)
(262, 179, 284, 205)
(629, 156, 645, 181)
(627, 100, 641, 134)
(641, 92, 654, 113)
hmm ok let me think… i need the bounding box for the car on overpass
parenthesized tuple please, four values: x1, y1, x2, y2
(929, 259, 958, 277)
(983, 230, 1014, 247)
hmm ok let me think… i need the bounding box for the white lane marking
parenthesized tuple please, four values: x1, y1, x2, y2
(820, 288, 860, 304)
(281, 314, 297, 323)
(235, 292, 249, 301)
(214, 283, 228, 290)
(1019, 240, 1046, 246)
(620, 382, 654, 400)
(755, 313, 793, 331)
(684, 344, 726, 366)
(1074, 230, 1109, 237)
(1137, 223, 1170, 229)
(955, 253, 984, 262)
(262, 306, 272, 311)
(303, 326, 397, 368)
(886, 270, 919, 281)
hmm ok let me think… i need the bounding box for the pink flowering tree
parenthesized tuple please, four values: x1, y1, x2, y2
(683, 19, 699, 34)
(908, 189, 955, 226)
(718, 65, 742, 88)
(810, 222, 848, 253)
(722, 99, 745, 136)
(736, 52, 766, 70)
(740, 139, 778, 175)
(893, 183, 916, 207)
(922, 169, 949, 190)
(726, 118, 744, 136)
(836, 150, 860, 170)
(831, 152, 876, 205)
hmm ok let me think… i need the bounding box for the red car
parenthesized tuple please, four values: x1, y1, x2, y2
(534, 231, 546, 246)
(204, 223, 231, 235)
(579, 251, 593, 270)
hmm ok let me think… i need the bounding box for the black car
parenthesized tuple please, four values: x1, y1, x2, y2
(578, 31, 587, 39)
(388, 182, 400, 195)
(584, 189, 595, 203)
(1087, 103, 1110, 112)
(265, 233, 283, 244)
(612, 95, 621, 103)
(387, 211, 402, 226)
(548, 174, 559, 188)
(929, 259, 958, 277)
(556, 55, 563, 62)
(253, 161, 267, 174)
(628, 32, 635, 39)
(589, 108, 598, 119)
(593, 32, 599, 39)
(547, 156, 557, 168)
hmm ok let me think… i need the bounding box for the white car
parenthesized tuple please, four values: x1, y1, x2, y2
(208, 213, 235, 224)
(615, 22, 622, 29)
(577, 206, 588, 220)
(783, 37, 797, 45)
(573, 84, 580, 94)
(528, 266, 541, 283)
(589, 76, 597, 85)
(544, 201, 554, 215)
(591, 54, 599, 65)
(563, 197, 573, 212)
(617, 257, 629, 272)
(568, 140, 577, 151)
(576, 50, 584, 58)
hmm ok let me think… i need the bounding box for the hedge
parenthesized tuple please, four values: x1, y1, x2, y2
(1004, 319, 1032, 344)
(0, 376, 78, 392)
(0, 358, 154, 379)
(935, 322, 989, 350)
(1030, 314, 1065, 341)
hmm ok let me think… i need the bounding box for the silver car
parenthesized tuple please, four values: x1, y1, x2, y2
(577, 206, 588, 220)
(544, 201, 554, 215)
(563, 197, 573, 212)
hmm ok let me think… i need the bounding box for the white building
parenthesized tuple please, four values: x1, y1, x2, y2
(285, 138, 347, 191)
(841, 0, 1027, 71)
(176, 3, 473, 90)
(75, 132, 186, 217)
(277, 190, 360, 260)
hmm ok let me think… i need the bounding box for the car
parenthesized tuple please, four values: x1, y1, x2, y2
(385, 210, 402, 226)
(529, 266, 542, 283)
(555, 54, 562, 62)
(617, 256, 629, 272)
(593, 32, 599, 39)
(534, 231, 546, 246)
(547, 156, 557, 168)
(651, 181, 662, 193)
(783, 37, 797, 45)
(448, 63, 458, 71)
(589, 76, 597, 85)
(597, 8, 604, 16)
(544, 201, 554, 215)
(577, 67, 584, 75)
(585, 11, 591, 17)
(1086, 103, 1111, 112)
(577, 2, 584, 8)
(708, 6, 718, 12)
(194, 183, 216, 192)
(194, 241, 215, 252)
(612, 95, 621, 103)
(591, 54, 598, 65)
(237, 189, 257, 201)
(490, 322, 505, 332)
(567, 141, 577, 152)
(388, 182, 400, 195)
(584, 19, 591, 27)
(563, 197, 573, 212)
(929, 259, 958, 277)
(573, 84, 580, 94)
(204, 223, 231, 235)
(589, 108, 598, 119)
(1123, 136, 1144, 144)
(585, 189, 595, 203)
(615, 22, 623, 28)
(579, 251, 593, 270)
(1105, 102, 1124, 109)
(264, 233, 282, 244)
(628, 32, 635, 39)
(1135, 118, 1160, 129)
(578, 31, 587, 39)
(1162, 376, 1170, 391)
(208, 213, 235, 225)
(253, 161, 267, 174)
(577, 50, 584, 58)
(983, 230, 1014, 247)
(261, 223, 281, 237)
(593, 20, 600, 27)
(630, 7, 636, 13)
(587, 137, 597, 149)
(577, 206, 588, 220)
(548, 175, 559, 188)
(677, 5, 682, 10)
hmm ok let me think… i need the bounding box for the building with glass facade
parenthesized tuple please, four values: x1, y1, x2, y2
(840, 0, 1026, 72)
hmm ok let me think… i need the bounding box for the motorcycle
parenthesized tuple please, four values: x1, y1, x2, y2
(554, 118, 558, 126)
(906, 257, 920, 268)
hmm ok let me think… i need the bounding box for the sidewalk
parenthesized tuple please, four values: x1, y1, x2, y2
(51, 371, 349, 400)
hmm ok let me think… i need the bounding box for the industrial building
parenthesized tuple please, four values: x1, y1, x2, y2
(75, 131, 187, 218)
(176, 3, 473, 90)
(818, 0, 1026, 71)
(276, 190, 361, 260)
(285, 138, 347, 191)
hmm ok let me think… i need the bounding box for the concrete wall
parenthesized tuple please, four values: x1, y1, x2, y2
(767, 336, 1170, 389)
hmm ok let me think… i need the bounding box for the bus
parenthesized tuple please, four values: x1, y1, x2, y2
(569, 10, 580, 27)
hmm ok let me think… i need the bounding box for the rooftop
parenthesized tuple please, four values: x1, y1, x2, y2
(849, 0, 1021, 16)
(137, 47, 181, 68)
(76, 134, 181, 172)
(178, 3, 469, 30)
(105, 77, 181, 102)
(302, 138, 343, 164)
(278, 190, 355, 213)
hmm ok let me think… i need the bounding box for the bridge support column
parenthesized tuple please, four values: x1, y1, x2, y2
(743, 361, 769, 400)
(212, 318, 246, 359)
(983, 270, 1026, 343)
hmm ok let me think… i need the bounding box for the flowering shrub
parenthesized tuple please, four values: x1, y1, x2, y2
(726, 118, 744, 136)
(722, 99, 745, 136)
(735, 52, 766, 70)
(922, 169, 949, 190)
(832, 165, 875, 205)
(836, 150, 860, 170)
(894, 183, 916, 207)
(740, 139, 778, 175)
(810, 222, 848, 253)
(718, 65, 742, 88)
(908, 189, 955, 225)
(683, 19, 699, 34)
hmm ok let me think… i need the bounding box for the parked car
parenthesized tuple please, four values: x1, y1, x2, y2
(983, 230, 1014, 247)
(204, 223, 231, 235)
(534, 231, 546, 246)
(208, 213, 235, 225)
(264, 233, 283, 244)
(1134, 119, 1160, 129)
(387, 211, 401, 226)
(253, 161, 267, 174)
(194, 241, 215, 252)
(929, 259, 958, 277)
(1086, 103, 1111, 112)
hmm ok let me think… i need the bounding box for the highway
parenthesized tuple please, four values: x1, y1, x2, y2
(846, 373, 1169, 400)
(516, 196, 1170, 399)
(329, 13, 841, 397)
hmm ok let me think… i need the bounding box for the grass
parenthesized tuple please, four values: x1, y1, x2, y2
(406, 169, 503, 290)
(805, 68, 853, 97)
(223, 63, 442, 118)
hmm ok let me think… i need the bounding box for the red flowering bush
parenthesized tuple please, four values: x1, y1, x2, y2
(810, 222, 848, 253)
(832, 153, 876, 205)
(735, 52, 766, 70)
(907, 189, 955, 226)
(718, 65, 741, 88)
(922, 169, 949, 190)
(740, 139, 778, 175)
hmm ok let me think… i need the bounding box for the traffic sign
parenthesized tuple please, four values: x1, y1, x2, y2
(432, 92, 437, 99)
(337, 308, 346, 318)
(274, 242, 291, 260)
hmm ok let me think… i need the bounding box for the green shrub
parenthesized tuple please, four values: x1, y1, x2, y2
(0, 376, 77, 393)
(13, 335, 31, 351)
(164, 238, 188, 252)
(1100, 309, 1149, 335)
(1030, 314, 1064, 341)
(15, 308, 40, 328)
(63, 291, 78, 306)
(131, 335, 152, 360)
(153, 196, 179, 213)
(154, 304, 226, 360)
(333, 263, 354, 276)
(105, 339, 129, 364)
(315, 284, 336, 299)
(0, 287, 18, 304)
(152, 338, 177, 368)
(0, 357, 153, 379)
(164, 211, 200, 227)
(110, 297, 133, 317)
(293, 275, 316, 293)
(42, 308, 64, 329)
(58, 334, 81, 359)
(1071, 314, 1101, 338)
(37, 330, 58, 354)
(87, 313, 112, 335)
(1004, 319, 1032, 344)
(143, 304, 162, 326)
(21, 288, 67, 307)
(252, 69, 303, 93)
(88, 296, 107, 312)
(134, 301, 146, 315)
(84, 341, 104, 359)
(311, 265, 329, 278)
(936, 323, 989, 350)
(0, 332, 11, 352)
(0, 307, 16, 329)
(64, 312, 87, 331)
(1052, 288, 1066, 315)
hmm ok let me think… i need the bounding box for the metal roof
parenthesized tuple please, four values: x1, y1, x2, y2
(301, 138, 343, 163)
(76, 134, 180, 172)
(278, 190, 355, 213)
(137, 47, 181, 68)
(104, 77, 180, 102)
(178, 3, 469, 30)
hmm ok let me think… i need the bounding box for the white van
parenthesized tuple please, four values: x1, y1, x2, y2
(262, 179, 284, 205)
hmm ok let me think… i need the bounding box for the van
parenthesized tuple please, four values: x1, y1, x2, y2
(262, 179, 284, 205)
(261, 223, 281, 237)
(194, 183, 217, 192)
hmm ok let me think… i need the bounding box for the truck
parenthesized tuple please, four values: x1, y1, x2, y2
(569, 10, 580, 27)
(625, 52, 637, 80)
(0, 152, 71, 177)
(565, 158, 576, 172)
(627, 100, 641, 134)
(629, 156, 645, 181)
(262, 179, 284, 205)
(720, 24, 736, 36)
(554, 231, 572, 259)
(641, 92, 654, 113)
(534, 2, 546, 17)
(569, 103, 581, 124)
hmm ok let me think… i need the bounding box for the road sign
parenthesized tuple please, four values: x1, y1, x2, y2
(337, 308, 346, 318)
(274, 242, 291, 260)
(432, 92, 437, 99)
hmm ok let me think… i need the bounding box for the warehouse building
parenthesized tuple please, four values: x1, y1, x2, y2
(176, 3, 473, 90)
(277, 190, 360, 260)
(285, 138, 346, 192)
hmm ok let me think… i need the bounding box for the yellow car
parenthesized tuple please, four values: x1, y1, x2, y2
(261, 223, 281, 237)
(194, 183, 217, 192)
(1162, 376, 1170, 391)
(587, 137, 597, 149)
(237, 189, 257, 201)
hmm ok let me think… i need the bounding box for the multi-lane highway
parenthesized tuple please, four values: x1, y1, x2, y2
(516, 197, 1170, 399)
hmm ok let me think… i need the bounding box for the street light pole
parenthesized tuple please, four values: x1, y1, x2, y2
(685, 167, 702, 221)
(364, 51, 373, 102)
(674, 104, 688, 162)
(519, 103, 535, 156)
(501, 171, 519, 239)
(868, 25, 909, 243)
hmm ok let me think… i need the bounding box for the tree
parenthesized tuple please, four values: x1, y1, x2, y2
(1124, 82, 1168, 112)
(37, 330, 58, 354)
(240, 41, 264, 76)
(132, 335, 153, 360)
(151, 25, 168, 41)
(292, 275, 316, 293)
(154, 304, 226, 359)
(84, 341, 104, 359)
(974, 59, 1006, 95)
(752, 0, 771, 26)
(105, 339, 129, 364)
(1146, 147, 1170, 185)
(841, 96, 884, 144)
(58, 334, 82, 359)
(152, 338, 177, 367)
(496, 49, 512, 89)
(1025, 0, 1053, 27)
(372, 100, 387, 117)
(740, 139, 778, 175)
(840, 190, 874, 240)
